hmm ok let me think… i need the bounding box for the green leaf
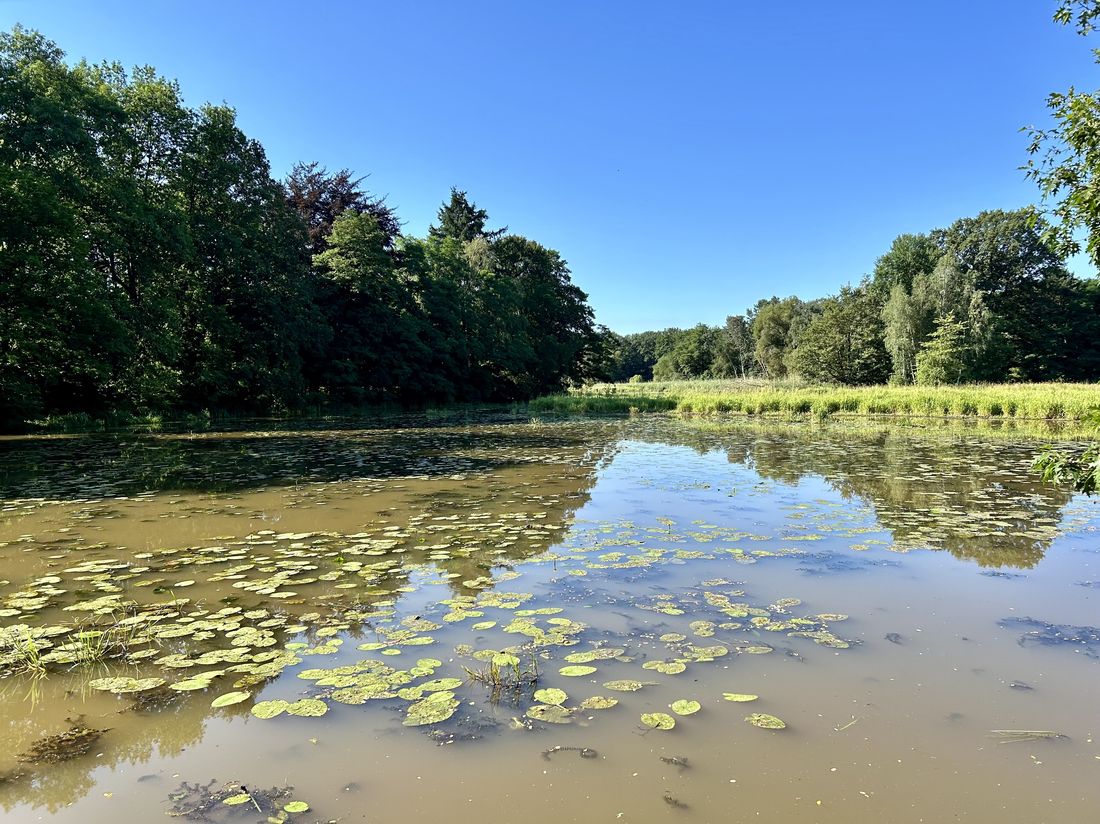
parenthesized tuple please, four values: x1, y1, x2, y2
(558, 665, 597, 676)
(251, 699, 290, 719)
(640, 712, 676, 730)
(211, 691, 251, 708)
(533, 687, 568, 706)
(746, 713, 787, 729)
(670, 699, 700, 715)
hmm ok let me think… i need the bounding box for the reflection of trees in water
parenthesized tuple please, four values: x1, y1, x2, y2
(626, 420, 1074, 569)
(0, 418, 611, 501)
(0, 685, 209, 814)
(0, 416, 1078, 812)
(0, 424, 615, 812)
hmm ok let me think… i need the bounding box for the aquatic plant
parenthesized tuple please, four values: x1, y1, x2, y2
(532, 380, 1100, 423)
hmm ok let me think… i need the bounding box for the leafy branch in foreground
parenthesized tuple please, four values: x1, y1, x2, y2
(1033, 444, 1100, 494)
(1054, 0, 1100, 35)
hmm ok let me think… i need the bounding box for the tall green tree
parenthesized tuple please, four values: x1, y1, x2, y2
(790, 287, 890, 385)
(915, 313, 967, 386)
(0, 27, 136, 422)
(652, 324, 721, 380)
(493, 235, 600, 395)
(429, 188, 503, 242)
(869, 233, 940, 299)
(713, 315, 756, 379)
(751, 297, 820, 378)
(285, 162, 399, 255)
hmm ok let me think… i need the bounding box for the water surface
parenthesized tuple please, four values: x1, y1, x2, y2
(1, 416, 1097, 823)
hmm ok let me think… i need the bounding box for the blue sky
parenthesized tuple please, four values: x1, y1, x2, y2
(3, 1, 1095, 332)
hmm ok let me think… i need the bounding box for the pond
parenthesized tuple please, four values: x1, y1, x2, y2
(0, 414, 1097, 823)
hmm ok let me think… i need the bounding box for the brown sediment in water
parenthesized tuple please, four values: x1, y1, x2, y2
(0, 415, 1097, 823)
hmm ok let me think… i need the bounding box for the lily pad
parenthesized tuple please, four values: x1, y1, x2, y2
(223, 793, 251, 806)
(533, 687, 568, 706)
(640, 712, 676, 730)
(603, 679, 648, 692)
(670, 699, 700, 716)
(745, 713, 786, 729)
(286, 698, 328, 717)
(284, 801, 310, 813)
(579, 695, 618, 710)
(251, 699, 290, 719)
(87, 676, 166, 694)
(211, 691, 251, 708)
(642, 660, 686, 675)
(558, 665, 597, 677)
(419, 677, 463, 692)
(722, 693, 758, 702)
(404, 691, 459, 726)
(526, 704, 573, 724)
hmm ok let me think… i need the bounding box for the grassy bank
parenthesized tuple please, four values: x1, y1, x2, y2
(530, 380, 1100, 422)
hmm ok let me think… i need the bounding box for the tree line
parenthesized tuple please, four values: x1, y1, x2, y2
(611, 3, 1100, 390)
(0, 27, 604, 428)
(606, 208, 1100, 386)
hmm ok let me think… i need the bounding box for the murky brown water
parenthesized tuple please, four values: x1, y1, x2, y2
(1, 415, 1098, 823)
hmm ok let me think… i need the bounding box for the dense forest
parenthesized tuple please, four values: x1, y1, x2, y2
(605, 209, 1100, 386)
(0, 27, 605, 428)
(7, 3, 1100, 430)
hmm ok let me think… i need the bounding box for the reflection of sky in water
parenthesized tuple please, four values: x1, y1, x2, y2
(1, 419, 1099, 823)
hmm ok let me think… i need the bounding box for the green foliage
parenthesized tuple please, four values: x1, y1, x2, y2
(652, 325, 721, 380)
(915, 313, 967, 386)
(752, 297, 821, 379)
(712, 315, 756, 379)
(429, 188, 502, 242)
(790, 287, 890, 385)
(605, 328, 688, 382)
(1053, 0, 1100, 34)
(547, 380, 1100, 422)
(1034, 445, 1100, 494)
(869, 233, 940, 298)
(0, 28, 604, 429)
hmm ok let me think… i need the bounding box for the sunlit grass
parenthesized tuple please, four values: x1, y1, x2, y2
(533, 379, 1100, 422)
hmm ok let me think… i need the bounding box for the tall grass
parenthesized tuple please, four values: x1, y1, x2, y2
(533, 379, 1100, 422)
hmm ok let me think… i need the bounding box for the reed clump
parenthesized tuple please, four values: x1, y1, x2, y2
(532, 380, 1100, 423)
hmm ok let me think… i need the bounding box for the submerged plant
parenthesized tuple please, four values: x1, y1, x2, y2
(988, 729, 1068, 743)
(17, 718, 107, 764)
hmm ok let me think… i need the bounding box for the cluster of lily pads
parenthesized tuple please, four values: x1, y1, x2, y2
(0, 504, 863, 748)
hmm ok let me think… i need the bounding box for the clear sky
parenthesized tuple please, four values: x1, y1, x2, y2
(3, 1, 1095, 333)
